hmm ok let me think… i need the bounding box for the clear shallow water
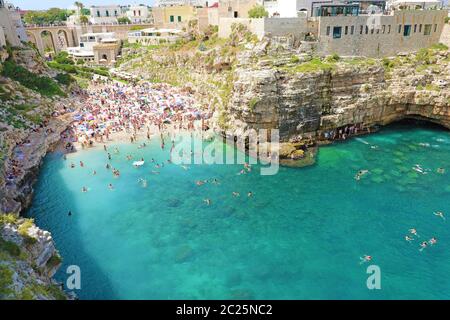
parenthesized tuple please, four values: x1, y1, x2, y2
(26, 121, 450, 299)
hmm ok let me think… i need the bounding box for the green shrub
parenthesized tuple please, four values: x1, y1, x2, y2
(18, 219, 37, 245)
(55, 73, 74, 85)
(248, 97, 259, 110)
(0, 265, 14, 297)
(0, 214, 17, 226)
(2, 60, 64, 97)
(47, 253, 62, 270)
(429, 43, 448, 51)
(53, 51, 74, 65)
(0, 238, 21, 258)
(248, 5, 269, 18)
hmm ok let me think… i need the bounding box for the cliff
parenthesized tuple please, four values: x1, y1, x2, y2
(226, 40, 450, 162)
(0, 45, 79, 300)
(0, 214, 66, 299)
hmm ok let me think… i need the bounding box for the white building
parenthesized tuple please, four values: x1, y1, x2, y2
(126, 5, 152, 23)
(66, 32, 117, 61)
(155, 0, 210, 6)
(263, 0, 315, 17)
(387, 0, 441, 9)
(89, 5, 123, 24)
(128, 27, 185, 44)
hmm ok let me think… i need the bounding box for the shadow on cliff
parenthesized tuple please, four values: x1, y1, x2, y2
(24, 151, 119, 300)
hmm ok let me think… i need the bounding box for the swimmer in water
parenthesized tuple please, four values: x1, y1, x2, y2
(108, 153, 112, 160)
(429, 237, 437, 245)
(81, 186, 88, 193)
(419, 241, 428, 252)
(203, 199, 211, 206)
(63, 154, 67, 160)
(433, 211, 446, 221)
(437, 168, 445, 174)
(405, 236, 414, 242)
(106, 163, 111, 170)
(355, 169, 369, 180)
(92, 170, 97, 175)
(248, 192, 253, 197)
(80, 161, 84, 167)
(232, 192, 240, 197)
(68, 211, 72, 216)
(70, 163, 75, 168)
(196, 180, 206, 186)
(211, 178, 220, 185)
(108, 183, 114, 190)
(409, 228, 419, 237)
(359, 255, 372, 264)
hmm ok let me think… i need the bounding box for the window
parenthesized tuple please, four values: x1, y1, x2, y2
(326, 26, 330, 36)
(403, 25, 411, 36)
(178, 16, 182, 22)
(350, 25, 354, 35)
(97, 10, 100, 17)
(419, 24, 422, 32)
(382, 25, 385, 34)
(360, 25, 363, 34)
(114, 10, 117, 16)
(434, 24, 437, 32)
(414, 24, 417, 33)
(345, 26, 348, 35)
(170, 15, 174, 22)
(371, 27, 374, 34)
(398, 24, 401, 33)
(365, 25, 369, 34)
(333, 26, 342, 39)
(388, 25, 391, 33)
(376, 28, 380, 34)
(234, 11, 238, 18)
(424, 24, 432, 35)
(106, 10, 109, 17)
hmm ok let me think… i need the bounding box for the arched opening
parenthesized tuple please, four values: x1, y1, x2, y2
(102, 54, 108, 60)
(40, 30, 56, 55)
(26, 31, 37, 48)
(56, 30, 69, 50)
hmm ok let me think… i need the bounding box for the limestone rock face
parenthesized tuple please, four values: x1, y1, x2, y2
(227, 52, 450, 143)
(0, 218, 67, 300)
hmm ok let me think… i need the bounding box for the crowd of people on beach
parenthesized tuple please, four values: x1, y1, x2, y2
(63, 79, 212, 148)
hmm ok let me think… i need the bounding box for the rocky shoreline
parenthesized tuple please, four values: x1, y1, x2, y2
(0, 95, 81, 299)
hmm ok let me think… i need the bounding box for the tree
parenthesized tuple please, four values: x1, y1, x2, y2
(80, 8, 90, 15)
(248, 5, 269, 18)
(79, 15, 89, 24)
(23, 8, 71, 25)
(118, 17, 131, 24)
(74, 2, 83, 15)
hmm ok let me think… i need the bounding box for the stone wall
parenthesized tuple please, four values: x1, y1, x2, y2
(317, 10, 447, 57)
(0, 27, 5, 47)
(440, 23, 450, 47)
(219, 17, 308, 39)
(0, 7, 21, 47)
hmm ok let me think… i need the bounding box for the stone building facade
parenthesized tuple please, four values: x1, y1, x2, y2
(219, 8, 448, 57)
(316, 9, 447, 57)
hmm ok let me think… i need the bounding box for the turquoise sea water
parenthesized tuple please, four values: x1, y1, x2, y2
(26, 121, 450, 299)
